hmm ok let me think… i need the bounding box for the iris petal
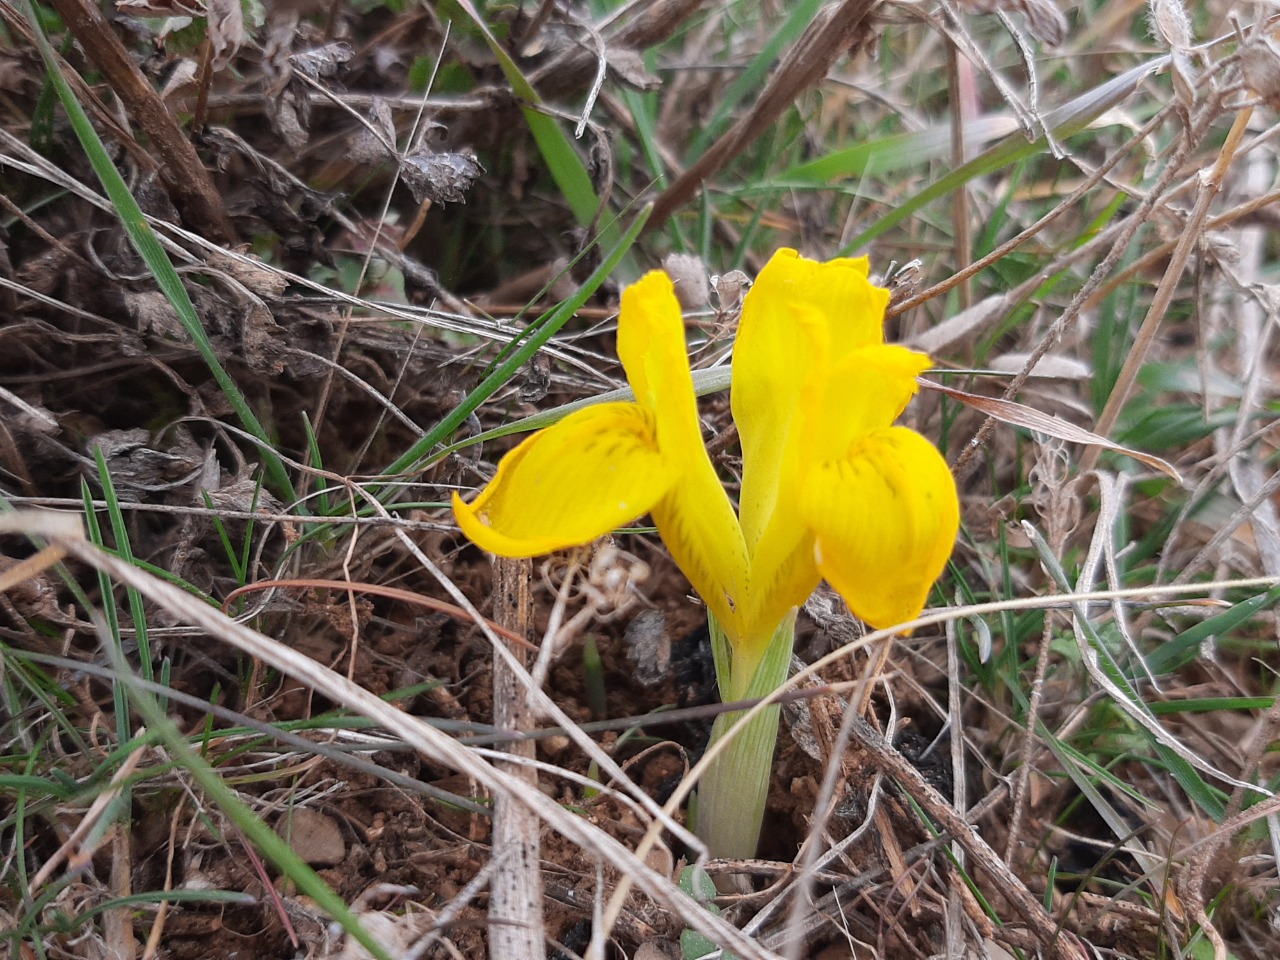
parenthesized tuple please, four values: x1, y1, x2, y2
(803, 344, 934, 464)
(733, 250, 891, 551)
(744, 248, 888, 354)
(452, 402, 676, 557)
(617, 270, 707, 465)
(801, 427, 959, 630)
(733, 300, 821, 555)
(614, 269, 752, 637)
(651, 471, 751, 640)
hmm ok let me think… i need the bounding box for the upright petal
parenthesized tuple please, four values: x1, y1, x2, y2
(733, 250, 892, 551)
(616, 269, 751, 631)
(801, 427, 959, 630)
(453, 402, 676, 557)
(731, 296, 824, 637)
(616, 271, 706, 466)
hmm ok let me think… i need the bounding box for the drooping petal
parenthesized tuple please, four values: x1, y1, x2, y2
(738, 520, 821, 646)
(452, 402, 676, 557)
(616, 269, 751, 631)
(743, 343, 939, 636)
(733, 250, 892, 551)
(802, 344, 934, 464)
(800, 427, 959, 630)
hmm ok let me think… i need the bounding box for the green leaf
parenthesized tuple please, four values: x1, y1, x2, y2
(1147, 587, 1280, 675)
(446, 0, 604, 231)
(687, 0, 826, 157)
(778, 116, 1021, 185)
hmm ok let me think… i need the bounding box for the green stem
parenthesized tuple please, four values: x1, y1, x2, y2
(696, 609, 798, 860)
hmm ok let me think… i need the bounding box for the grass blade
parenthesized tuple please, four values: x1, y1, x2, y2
(839, 56, 1169, 255)
(379, 203, 651, 483)
(447, 0, 605, 231)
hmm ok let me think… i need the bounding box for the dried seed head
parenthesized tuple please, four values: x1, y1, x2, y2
(1150, 0, 1200, 109)
(662, 253, 711, 311)
(1149, 0, 1193, 49)
(1240, 33, 1280, 110)
(711, 269, 750, 319)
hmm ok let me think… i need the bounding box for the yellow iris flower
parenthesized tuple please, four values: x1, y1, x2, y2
(453, 249, 959, 662)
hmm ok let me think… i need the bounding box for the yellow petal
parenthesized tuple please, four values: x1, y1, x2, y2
(733, 302, 820, 554)
(802, 344, 933, 464)
(733, 250, 892, 550)
(740, 343, 936, 636)
(739, 519, 820, 645)
(452, 402, 676, 557)
(616, 270, 706, 464)
(801, 427, 959, 630)
(745, 248, 888, 354)
(616, 269, 751, 640)
(650, 462, 751, 642)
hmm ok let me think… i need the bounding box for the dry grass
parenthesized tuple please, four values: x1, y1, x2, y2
(2, 1, 1280, 958)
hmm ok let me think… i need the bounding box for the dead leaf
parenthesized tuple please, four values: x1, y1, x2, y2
(0, 388, 57, 436)
(988, 352, 1092, 379)
(116, 0, 207, 15)
(207, 250, 289, 298)
(401, 151, 484, 204)
(89, 427, 206, 499)
(276, 808, 345, 867)
(606, 47, 661, 90)
(906, 292, 1009, 355)
(290, 42, 355, 81)
(957, 0, 1068, 45)
(206, 0, 244, 68)
(349, 97, 397, 164)
(127, 290, 188, 343)
(920, 380, 1183, 481)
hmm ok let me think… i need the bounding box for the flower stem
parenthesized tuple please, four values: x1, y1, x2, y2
(696, 608, 798, 860)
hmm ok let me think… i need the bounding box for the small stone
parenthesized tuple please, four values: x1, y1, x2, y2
(633, 941, 679, 960)
(275, 807, 345, 866)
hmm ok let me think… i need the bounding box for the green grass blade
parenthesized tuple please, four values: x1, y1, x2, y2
(1154, 743, 1226, 822)
(1146, 586, 1280, 675)
(447, 0, 604, 231)
(838, 56, 1168, 255)
(620, 87, 668, 189)
(96, 627, 395, 960)
(80, 480, 132, 746)
(0, 774, 75, 801)
(687, 0, 825, 156)
(92, 447, 154, 685)
(778, 116, 1021, 185)
(1147, 696, 1276, 714)
(430, 364, 731, 465)
(379, 203, 651, 483)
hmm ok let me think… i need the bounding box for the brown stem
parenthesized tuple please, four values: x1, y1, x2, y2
(646, 0, 880, 232)
(46, 0, 235, 244)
